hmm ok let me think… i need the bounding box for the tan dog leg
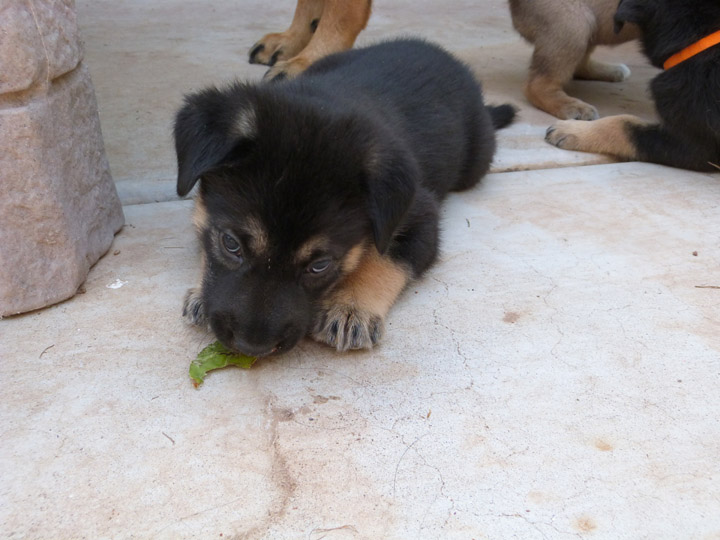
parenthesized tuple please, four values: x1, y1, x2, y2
(264, 0, 372, 80)
(545, 114, 647, 159)
(312, 247, 410, 351)
(249, 0, 324, 66)
(522, 10, 602, 121)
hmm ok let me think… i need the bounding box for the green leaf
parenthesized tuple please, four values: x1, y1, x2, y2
(189, 341, 257, 387)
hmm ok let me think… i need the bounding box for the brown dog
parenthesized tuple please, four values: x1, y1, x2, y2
(509, 0, 639, 120)
(249, 0, 372, 79)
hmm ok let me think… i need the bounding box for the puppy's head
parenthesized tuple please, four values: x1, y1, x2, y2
(174, 82, 418, 355)
(615, 0, 719, 66)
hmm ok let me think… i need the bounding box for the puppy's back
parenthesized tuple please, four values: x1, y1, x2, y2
(298, 39, 496, 197)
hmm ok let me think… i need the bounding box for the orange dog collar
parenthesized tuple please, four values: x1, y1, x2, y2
(663, 28, 720, 70)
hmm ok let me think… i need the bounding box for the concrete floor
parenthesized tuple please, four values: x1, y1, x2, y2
(2, 1, 720, 538)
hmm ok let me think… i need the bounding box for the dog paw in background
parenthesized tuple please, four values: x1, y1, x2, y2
(248, 8, 319, 69)
(249, 0, 372, 80)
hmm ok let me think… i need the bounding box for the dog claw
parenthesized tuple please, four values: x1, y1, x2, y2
(545, 123, 575, 148)
(249, 43, 264, 64)
(268, 50, 282, 66)
(312, 306, 384, 352)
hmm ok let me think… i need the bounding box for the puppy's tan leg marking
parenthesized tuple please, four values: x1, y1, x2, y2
(340, 243, 365, 274)
(545, 114, 647, 160)
(294, 235, 331, 265)
(264, 0, 372, 80)
(312, 246, 410, 352)
(249, 0, 324, 66)
(242, 216, 269, 257)
(574, 53, 631, 83)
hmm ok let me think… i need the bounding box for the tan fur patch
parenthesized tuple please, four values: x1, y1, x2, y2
(328, 247, 410, 319)
(340, 243, 366, 275)
(294, 235, 331, 264)
(192, 194, 209, 232)
(242, 216, 269, 256)
(546, 114, 647, 159)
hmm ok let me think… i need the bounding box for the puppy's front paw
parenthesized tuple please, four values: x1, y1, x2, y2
(312, 305, 384, 352)
(182, 288, 207, 327)
(545, 121, 584, 150)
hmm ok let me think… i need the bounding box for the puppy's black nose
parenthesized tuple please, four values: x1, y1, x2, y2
(210, 315, 292, 357)
(230, 336, 280, 358)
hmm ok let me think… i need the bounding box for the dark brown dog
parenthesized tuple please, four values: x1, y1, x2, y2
(509, 0, 639, 120)
(249, 0, 372, 80)
(175, 39, 515, 355)
(546, 0, 720, 171)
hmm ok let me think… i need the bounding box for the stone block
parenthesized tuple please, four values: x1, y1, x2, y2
(0, 0, 83, 94)
(0, 64, 124, 317)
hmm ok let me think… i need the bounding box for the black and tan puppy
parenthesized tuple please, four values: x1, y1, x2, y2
(509, 0, 639, 120)
(546, 0, 720, 171)
(175, 38, 515, 355)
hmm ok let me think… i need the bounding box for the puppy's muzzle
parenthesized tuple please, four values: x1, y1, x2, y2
(209, 310, 306, 357)
(207, 283, 311, 356)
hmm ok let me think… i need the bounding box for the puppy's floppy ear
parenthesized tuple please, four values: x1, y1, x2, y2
(364, 142, 418, 254)
(174, 84, 257, 197)
(614, 0, 653, 33)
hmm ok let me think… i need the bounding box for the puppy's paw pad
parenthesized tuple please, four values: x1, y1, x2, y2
(182, 288, 207, 327)
(313, 306, 384, 352)
(545, 121, 582, 149)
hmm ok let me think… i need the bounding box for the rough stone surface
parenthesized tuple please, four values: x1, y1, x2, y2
(0, 64, 123, 317)
(0, 0, 83, 95)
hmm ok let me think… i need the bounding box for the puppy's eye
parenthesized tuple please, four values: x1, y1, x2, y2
(307, 258, 332, 274)
(221, 232, 242, 255)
